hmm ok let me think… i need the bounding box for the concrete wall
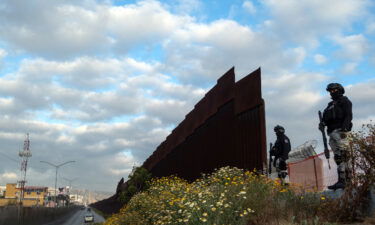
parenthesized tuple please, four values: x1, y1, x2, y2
(0, 205, 78, 225)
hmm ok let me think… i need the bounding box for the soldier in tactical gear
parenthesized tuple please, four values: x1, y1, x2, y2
(319, 83, 353, 190)
(270, 125, 291, 184)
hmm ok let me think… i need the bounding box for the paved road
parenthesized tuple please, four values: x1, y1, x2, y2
(63, 208, 105, 225)
(44, 208, 105, 225)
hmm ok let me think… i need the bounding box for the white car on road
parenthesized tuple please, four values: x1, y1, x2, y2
(84, 213, 94, 223)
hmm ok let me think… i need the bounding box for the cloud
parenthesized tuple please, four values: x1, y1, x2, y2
(314, 54, 327, 65)
(347, 79, 375, 121)
(0, 0, 191, 59)
(162, 19, 307, 86)
(0, 172, 18, 185)
(0, 57, 164, 121)
(0, 0, 111, 59)
(262, 0, 371, 45)
(0, 49, 7, 60)
(242, 1, 256, 15)
(144, 99, 190, 125)
(332, 34, 370, 62)
(366, 21, 375, 35)
(1, 172, 17, 179)
(339, 62, 357, 75)
(0, 49, 7, 69)
(264, 72, 327, 115)
(172, 0, 202, 15)
(107, 1, 191, 53)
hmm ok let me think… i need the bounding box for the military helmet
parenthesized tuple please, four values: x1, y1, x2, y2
(274, 125, 285, 134)
(326, 83, 345, 94)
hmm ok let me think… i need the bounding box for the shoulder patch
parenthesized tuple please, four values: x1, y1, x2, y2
(284, 139, 289, 143)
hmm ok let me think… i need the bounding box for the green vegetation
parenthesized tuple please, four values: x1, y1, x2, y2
(105, 166, 336, 225)
(118, 166, 152, 205)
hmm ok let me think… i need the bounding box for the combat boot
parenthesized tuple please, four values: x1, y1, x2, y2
(327, 179, 345, 191)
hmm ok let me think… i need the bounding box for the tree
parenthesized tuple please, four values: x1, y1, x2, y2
(118, 167, 152, 204)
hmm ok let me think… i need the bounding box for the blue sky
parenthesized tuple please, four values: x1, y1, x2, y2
(0, 0, 374, 192)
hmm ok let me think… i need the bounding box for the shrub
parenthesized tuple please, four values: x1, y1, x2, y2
(329, 123, 375, 222)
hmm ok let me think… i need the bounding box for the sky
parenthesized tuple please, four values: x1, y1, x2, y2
(0, 0, 374, 192)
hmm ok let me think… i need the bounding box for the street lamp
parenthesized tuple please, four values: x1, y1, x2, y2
(62, 177, 77, 192)
(40, 160, 75, 207)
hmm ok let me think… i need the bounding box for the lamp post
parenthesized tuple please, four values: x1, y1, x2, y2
(40, 160, 75, 207)
(62, 177, 77, 193)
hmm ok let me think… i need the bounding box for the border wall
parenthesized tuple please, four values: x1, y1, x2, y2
(142, 67, 267, 181)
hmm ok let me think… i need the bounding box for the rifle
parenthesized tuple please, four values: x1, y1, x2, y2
(269, 143, 273, 174)
(319, 111, 331, 169)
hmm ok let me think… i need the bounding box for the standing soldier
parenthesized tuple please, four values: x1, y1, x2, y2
(319, 83, 353, 190)
(271, 125, 291, 184)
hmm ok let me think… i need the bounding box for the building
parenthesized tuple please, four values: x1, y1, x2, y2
(0, 183, 48, 207)
(69, 194, 84, 205)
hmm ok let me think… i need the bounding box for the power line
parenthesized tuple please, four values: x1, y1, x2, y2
(0, 151, 19, 163)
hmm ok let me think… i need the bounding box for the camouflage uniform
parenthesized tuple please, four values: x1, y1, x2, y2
(328, 129, 351, 183)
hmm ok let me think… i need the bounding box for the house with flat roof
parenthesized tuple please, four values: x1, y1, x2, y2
(0, 183, 48, 207)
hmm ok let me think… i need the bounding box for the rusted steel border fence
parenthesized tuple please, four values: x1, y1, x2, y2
(142, 67, 266, 181)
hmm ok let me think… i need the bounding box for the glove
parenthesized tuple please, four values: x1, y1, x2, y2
(319, 122, 325, 131)
(324, 148, 330, 159)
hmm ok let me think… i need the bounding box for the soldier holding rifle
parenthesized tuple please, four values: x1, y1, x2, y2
(270, 125, 291, 185)
(319, 83, 353, 190)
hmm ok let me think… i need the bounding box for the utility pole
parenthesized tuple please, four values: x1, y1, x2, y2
(40, 161, 75, 207)
(18, 133, 32, 225)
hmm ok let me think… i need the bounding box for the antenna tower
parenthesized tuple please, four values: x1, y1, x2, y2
(18, 133, 32, 203)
